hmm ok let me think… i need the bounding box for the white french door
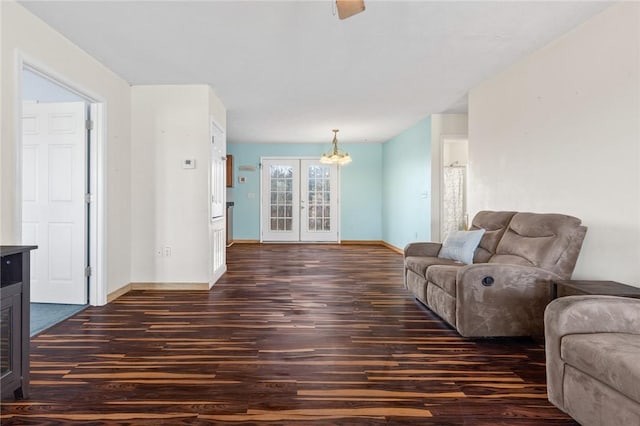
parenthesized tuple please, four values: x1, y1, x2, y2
(22, 101, 88, 304)
(261, 158, 339, 242)
(299, 159, 339, 242)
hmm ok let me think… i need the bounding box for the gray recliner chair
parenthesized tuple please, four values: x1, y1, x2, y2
(545, 295, 640, 426)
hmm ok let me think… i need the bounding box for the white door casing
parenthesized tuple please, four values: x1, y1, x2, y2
(261, 158, 339, 242)
(440, 137, 469, 238)
(22, 101, 88, 304)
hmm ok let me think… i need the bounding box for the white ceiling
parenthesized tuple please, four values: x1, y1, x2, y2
(19, 1, 612, 144)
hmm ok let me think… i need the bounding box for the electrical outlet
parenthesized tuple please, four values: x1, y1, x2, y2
(163, 247, 172, 257)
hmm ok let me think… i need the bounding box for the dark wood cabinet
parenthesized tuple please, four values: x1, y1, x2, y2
(1, 245, 37, 400)
(226, 154, 233, 187)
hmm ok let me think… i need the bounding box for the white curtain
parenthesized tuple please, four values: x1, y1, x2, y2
(442, 166, 467, 238)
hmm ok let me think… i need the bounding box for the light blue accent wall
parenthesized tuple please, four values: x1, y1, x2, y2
(227, 143, 382, 241)
(382, 117, 432, 250)
(338, 144, 382, 240)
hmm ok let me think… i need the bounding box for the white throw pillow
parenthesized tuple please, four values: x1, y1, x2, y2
(438, 229, 486, 265)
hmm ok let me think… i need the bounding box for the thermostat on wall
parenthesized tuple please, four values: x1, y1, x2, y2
(183, 158, 196, 169)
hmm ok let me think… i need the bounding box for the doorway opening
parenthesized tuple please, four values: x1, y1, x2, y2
(19, 62, 105, 332)
(260, 158, 339, 243)
(440, 138, 469, 239)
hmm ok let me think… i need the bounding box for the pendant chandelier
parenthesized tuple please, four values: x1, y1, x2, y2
(320, 129, 352, 165)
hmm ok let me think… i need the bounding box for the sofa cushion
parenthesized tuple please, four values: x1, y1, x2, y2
(426, 264, 462, 297)
(470, 211, 517, 263)
(561, 332, 640, 403)
(491, 212, 586, 278)
(438, 229, 485, 264)
(404, 256, 461, 277)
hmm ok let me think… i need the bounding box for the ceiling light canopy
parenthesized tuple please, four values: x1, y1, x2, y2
(320, 129, 352, 166)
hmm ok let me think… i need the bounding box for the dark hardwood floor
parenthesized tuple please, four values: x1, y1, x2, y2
(1, 243, 577, 425)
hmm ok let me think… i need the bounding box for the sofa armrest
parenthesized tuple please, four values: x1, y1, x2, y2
(544, 296, 640, 409)
(404, 242, 442, 258)
(455, 263, 560, 337)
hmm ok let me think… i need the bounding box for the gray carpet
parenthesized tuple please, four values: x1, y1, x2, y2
(30, 303, 87, 336)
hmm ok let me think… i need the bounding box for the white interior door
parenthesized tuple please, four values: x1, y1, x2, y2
(261, 158, 338, 242)
(22, 101, 88, 304)
(210, 119, 226, 285)
(210, 121, 225, 220)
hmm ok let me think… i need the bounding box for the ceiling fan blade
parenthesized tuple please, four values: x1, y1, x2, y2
(336, 0, 365, 20)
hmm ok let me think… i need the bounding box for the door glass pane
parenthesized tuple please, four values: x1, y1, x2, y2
(307, 165, 331, 232)
(269, 165, 294, 232)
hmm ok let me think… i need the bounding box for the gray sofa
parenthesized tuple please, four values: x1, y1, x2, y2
(403, 210, 587, 337)
(545, 296, 640, 426)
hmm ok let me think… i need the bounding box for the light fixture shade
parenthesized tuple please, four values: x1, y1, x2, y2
(336, 0, 365, 20)
(338, 154, 352, 165)
(320, 129, 352, 166)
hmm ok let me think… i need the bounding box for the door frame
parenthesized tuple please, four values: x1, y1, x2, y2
(439, 135, 469, 240)
(432, 133, 468, 242)
(259, 156, 341, 243)
(16, 52, 107, 306)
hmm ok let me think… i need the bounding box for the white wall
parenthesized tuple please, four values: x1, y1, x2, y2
(1, 1, 132, 295)
(131, 85, 226, 284)
(209, 88, 227, 131)
(468, 3, 640, 285)
(430, 114, 468, 241)
(443, 140, 468, 167)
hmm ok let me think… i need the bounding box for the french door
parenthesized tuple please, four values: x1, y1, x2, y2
(261, 158, 339, 242)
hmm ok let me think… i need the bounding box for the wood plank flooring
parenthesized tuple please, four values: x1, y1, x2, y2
(1, 244, 577, 425)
